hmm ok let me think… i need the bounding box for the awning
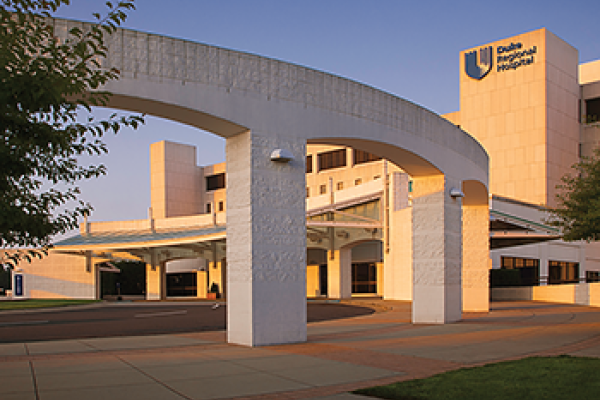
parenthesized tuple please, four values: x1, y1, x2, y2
(490, 209, 560, 249)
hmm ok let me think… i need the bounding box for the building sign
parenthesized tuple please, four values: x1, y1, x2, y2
(15, 274, 23, 296)
(465, 42, 537, 80)
(496, 42, 537, 72)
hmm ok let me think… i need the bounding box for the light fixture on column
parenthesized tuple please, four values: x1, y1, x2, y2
(270, 149, 295, 163)
(449, 187, 465, 198)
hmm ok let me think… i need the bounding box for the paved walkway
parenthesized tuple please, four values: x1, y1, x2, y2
(2, 300, 600, 399)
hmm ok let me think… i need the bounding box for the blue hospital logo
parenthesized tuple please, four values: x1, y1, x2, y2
(465, 46, 493, 80)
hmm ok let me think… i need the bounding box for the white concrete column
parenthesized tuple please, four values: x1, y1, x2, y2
(146, 260, 166, 300)
(539, 243, 549, 285)
(327, 248, 352, 299)
(462, 204, 490, 312)
(578, 244, 586, 283)
(196, 271, 208, 298)
(226, 131, 307, 347)
(411, 175, 462, 324)
(376, 262, 384, 296)
(383, 172, 412, 301)
(94, 263, 101, 300)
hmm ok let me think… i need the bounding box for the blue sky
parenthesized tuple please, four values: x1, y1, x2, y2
(52, 0, 600, 226)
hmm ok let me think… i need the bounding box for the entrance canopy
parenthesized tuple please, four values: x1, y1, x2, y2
(54, 214, 226, 265)
(54, 180, 386, 262)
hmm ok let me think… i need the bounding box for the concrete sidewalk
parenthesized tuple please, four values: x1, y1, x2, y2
(2, 300, 600, 399)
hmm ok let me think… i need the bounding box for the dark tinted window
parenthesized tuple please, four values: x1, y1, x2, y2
(318, 149, 346, 171)
(586, 97, 600, 123)
(206, 173, 226, 191)
(353, 149, 382, 165)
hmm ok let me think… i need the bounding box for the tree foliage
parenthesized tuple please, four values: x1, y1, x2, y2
(548, 148, 600, 242)
(0, 0, 143, 265)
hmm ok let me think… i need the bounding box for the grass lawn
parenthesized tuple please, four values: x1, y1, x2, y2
(354, 356, 600, 400)
(0, 299, 99, 310)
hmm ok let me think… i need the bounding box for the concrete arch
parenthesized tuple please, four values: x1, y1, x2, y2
(53, 19, 489, 346)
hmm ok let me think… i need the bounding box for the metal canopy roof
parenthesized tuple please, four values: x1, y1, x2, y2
(54, 226, 226, 250)
(489, 209, 560, 249)
(52, 200, 562, 259)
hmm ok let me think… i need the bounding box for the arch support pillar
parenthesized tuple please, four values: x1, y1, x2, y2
(327, 248, 352, 299)
(383, 172, 412, 301)
(226, 131, 307, 347)
(146, 253, 166, 300)
(412, 175, 462, 324)
(462, 204, 490, 312)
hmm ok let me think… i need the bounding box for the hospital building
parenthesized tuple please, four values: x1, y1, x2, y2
(9, 28, 600, 305)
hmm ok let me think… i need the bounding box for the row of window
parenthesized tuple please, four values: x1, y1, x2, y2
(501, 256, 582, 285)
(206, 201, 225, 214)
(306, 176, 382, 198)
(306, 149, 382, 173)
(207, 169, 381, 200)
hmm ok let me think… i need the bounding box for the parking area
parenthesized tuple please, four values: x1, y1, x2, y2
(1, 300, 600, 400)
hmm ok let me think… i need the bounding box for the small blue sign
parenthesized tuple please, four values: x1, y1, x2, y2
(15, 275, 23, 296)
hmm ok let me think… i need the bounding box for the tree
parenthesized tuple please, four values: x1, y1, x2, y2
(0, 1, 143, 266)
(548, 148, 600, 242)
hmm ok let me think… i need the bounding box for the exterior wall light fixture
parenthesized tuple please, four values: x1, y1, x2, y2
(270, 149, 295, 163)
(449, 187, 465, 198)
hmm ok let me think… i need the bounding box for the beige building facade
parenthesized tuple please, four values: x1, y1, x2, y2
(446, 28, 600, 285)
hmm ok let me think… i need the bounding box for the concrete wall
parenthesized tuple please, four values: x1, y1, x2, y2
(491, 283, 600, 307)
(150, 141, 202, 218)
(202, 162, 227, 216)
(12, 252, 98, 299)
(490, 241, 587, 284)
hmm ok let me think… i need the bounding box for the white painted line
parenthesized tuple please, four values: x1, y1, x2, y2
(134, 310, 188, 318)
(0, 320, 49, 327)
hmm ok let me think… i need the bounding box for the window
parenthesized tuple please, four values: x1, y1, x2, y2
(502, 257, 539, 269)
(336, 182, 344, 191)
(548, 260, 580, 285)
(353, 149, 382, 165)
(317, 149, 346, 171)
(373, 175, 381, 180)
(319, 184, 327, 195)
(355, 178, 362, 186)
(306, 187, 310, 198)
(206, 203, 212, 214)
(306, 155, 313, 173)
(218, 201, 224, 212)
(167, 272, 197, 297)
(352, 263, 377, 294)
(586, 271, 600, 283)
(206, 173, 226, 191)
(585, 97, 600, 123)
(500, 256, 540, 286)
